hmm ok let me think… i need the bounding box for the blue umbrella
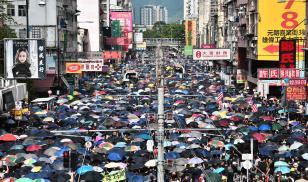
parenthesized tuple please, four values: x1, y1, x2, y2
(213, 167, 225, 174)
(275, 166, 290, 174)
(77, 165, 93, 175)
(165, 152, 180, 159)
(248, 126, 258, 132)
(136, 133, 152, 140)
(259, 124, 271, 131)
(108, 152, 124, 161)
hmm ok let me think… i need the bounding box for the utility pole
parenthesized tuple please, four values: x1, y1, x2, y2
(156, 45, 165, 182)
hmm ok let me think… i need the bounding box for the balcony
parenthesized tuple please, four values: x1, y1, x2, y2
(238, 38, 247, 47)
(239, 17, 247, 25)
(237, 0, 248, 6)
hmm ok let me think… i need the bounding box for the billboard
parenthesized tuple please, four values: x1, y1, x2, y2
(134, 32, 143, 44)
(66, 63, 82, 74)
(103, 51, 122, 59)
(110, 11, 133, 32)
(4, 39, 46, 79)
(81, 62, 103, 72)
(279, 39, 296, 68)
(257, 0, 306, 61)
(193, 49, 231, 60)
(105, 37, 132, 45)
(185, 20, 196, 47)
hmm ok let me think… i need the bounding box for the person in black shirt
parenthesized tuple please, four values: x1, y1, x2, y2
(12, 48, 32, 78)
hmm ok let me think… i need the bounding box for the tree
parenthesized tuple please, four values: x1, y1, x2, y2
(143, 23, 185, 39)
(0, 0, 15, 24)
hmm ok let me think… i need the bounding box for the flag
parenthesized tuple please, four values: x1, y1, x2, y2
(217, 92, 223, 103)
(252, 103, 258, 112)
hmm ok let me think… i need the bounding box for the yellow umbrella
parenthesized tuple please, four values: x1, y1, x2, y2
(31, 166, 42, 172)
(148, 83, 155, 88)
(73, 91, 80, 96)
(105, 96, 114, 100)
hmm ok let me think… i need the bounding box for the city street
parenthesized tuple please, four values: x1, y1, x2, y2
(0, 0, 307, 182)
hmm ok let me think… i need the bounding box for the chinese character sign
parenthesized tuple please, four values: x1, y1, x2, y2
(4, 39, 46, 79)
(110, 11, 133, 32)
(185, 20, 196, 47)
(286, 86, 306, 100)
(193, 49, 231, 60)
(257, 68, 301, 79)
(257, 0, 305, 61)
(279, 39, 296, 68)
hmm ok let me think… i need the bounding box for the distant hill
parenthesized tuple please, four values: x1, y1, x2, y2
(132, 0, 183, 24)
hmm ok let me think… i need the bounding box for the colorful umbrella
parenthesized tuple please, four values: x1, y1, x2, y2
(99, 142, 114, 150)
(208, 140, 224, 148)
(275, 166, 290, 174)
(125, 145, 140, 152)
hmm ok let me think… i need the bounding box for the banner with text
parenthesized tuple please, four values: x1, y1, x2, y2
(257, 0, 305, 61)
(193, 49, 231, 60)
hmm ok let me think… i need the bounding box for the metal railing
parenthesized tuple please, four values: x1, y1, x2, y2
(0, 78, 17, 88)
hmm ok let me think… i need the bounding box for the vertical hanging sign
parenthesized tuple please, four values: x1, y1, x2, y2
(279, 39, 296, 68)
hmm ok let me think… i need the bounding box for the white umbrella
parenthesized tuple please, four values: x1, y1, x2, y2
(290, 142, 303, 150)
(188, 157, 203, 164)
(145, 159, 157, 167)
(234, 138, 245, 145)
(302, 153, 308, 160)
(278, 145, 289, 152)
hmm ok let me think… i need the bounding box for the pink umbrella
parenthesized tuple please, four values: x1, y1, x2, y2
(26, 145, 42, 152)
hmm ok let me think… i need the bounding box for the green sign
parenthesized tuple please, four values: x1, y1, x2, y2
(184, 45, 193, 56)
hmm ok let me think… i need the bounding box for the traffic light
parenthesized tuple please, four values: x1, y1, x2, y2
(63, 151, 70, 168)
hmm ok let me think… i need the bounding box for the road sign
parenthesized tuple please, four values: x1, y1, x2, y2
(242, 160, 253, 170)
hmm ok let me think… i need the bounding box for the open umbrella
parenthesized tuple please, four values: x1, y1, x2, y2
(188, 157, 203, 164)
(76, 165, 93, 175)
(275, 166, 290, 174)
(0, 134, 18, 141)
(213, 167, 225, 174)
(274, 161, 289, 167)
(145, 159, 157, 167)
(208, 140, 224, 148)
(99, 142, 114, 150)
(290, 142, 303, 150)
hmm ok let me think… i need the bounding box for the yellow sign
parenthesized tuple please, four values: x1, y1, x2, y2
(185, 20, 196, 47)
(257, 0, 306, 61)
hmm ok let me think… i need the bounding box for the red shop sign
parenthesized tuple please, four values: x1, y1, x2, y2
(279, 39, 296, 68)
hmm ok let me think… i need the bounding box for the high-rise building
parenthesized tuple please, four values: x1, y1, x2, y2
(140, 5, 168, 27)
(184, 0, 199, 20)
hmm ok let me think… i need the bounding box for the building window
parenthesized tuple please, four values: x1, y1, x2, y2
(7, 4, 15, 16)
(19, 29, 27, 38)
(18, 5, 26, 16)
(32, 27, 41, 38)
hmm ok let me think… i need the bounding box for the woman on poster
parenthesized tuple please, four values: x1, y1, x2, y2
(12, 47, 32, 78)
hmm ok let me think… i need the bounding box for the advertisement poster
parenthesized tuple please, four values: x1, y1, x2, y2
(66, 63, 82, 74)
(257, 0, 305, 61)
(4, 39, 46, 79)
(185, 20, 196, 47)
(286, 86, 306, 100)
(110, 11, 133, 32)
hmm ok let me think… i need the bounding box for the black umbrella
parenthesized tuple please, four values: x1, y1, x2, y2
(50, 171, 71, 181)
(80, 171, 103, 182)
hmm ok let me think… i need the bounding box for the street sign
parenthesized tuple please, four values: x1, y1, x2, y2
(193, 49, 231, 60)
(242, 160, 253, 170)
(242, 154, 253, 161)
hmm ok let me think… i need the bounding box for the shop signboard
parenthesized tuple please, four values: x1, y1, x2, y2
(279, 39, 296, 68)
(66, 63, 82, 74)
(257, 68, 302, 79)
(286, 86, 306, 100)
(193, 49, 231, 60)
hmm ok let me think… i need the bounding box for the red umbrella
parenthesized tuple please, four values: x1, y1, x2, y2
(260, 116, 274, 121)
(229, 116, 242, 122)
(0, 134, 18, 141)
(218, 120, 229, 127)
(26, 144, 42, 152)
(252, 133, 267, 142)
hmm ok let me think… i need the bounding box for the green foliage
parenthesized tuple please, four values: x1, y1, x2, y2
(143, 23, 185, 39)
(0, 0, 15, 23)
